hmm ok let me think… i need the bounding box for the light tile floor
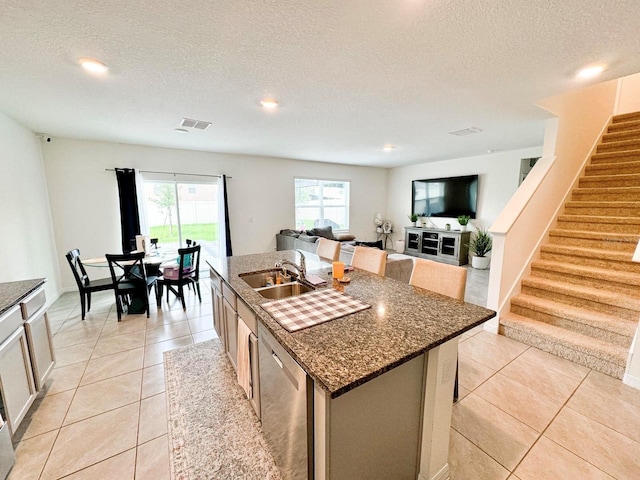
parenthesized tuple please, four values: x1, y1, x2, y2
(8, 270, 640, 479)
(9, 286, 215, 480)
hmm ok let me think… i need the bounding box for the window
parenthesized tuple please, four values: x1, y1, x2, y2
(295, 178, 350, 231)
(141, 177, 223, 268)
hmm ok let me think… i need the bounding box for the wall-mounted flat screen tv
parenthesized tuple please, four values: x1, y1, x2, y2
(412, 175, 478, 218)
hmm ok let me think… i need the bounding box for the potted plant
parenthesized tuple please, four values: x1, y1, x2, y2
(457, 215, 470, 232)
(408, 213, 418, 227)
(467, 226, 492, 269)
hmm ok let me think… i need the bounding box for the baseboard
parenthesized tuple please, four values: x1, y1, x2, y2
(418, 463, 450, 480)
(483, 317, 499, 334)
(623, 372, 640, 390)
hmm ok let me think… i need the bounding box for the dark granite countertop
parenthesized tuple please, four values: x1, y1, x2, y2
(209, 252, 495, 398)
(0, 278, 46, 316)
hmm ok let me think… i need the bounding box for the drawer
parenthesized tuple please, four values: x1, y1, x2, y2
(0, 305, 23, 345)
(237, 300, 257, 335)
(222, 282, 237, 310)
(20, 288, 46, 320)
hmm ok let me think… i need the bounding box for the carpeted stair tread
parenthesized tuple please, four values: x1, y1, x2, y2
(521, 276, 640, 312)
(510, 293, 637, 338)
(612, 111, 640, 123)
(541, 243, 638, 261)
(590, 149, 640, 163)
(500, 314, 627, 377)
(531, 259, 640, 287)
(597, 138, 640, 152)
(608, 119, 640, 132)
(571, 185, 640, 201)
(549, 229, 639, 243)
(602, 129, 640, 143)
(548, 230, 638, 252)
(557, 214, 640, 225)
(563, 201, 640, 217)
(585, 160, 640, 175)
(579, 172, 640, 187)
(564, 200, 640, 209)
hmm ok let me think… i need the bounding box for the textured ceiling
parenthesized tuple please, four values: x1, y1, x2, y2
(1, 1, 639, 167)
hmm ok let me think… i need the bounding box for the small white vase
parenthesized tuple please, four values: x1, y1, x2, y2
(460, 225, 467, 232)
(471, 256, 490, 269)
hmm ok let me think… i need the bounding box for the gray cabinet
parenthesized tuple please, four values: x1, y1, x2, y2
(210, 269, 225, 342)
(21, 287, 55, 391)
(404, 227, 470, 265)
(0, 307, 36, 436)
(237, 301, 261, 418)
(210, 266, 261, 418)
(222, 282, 238, 370)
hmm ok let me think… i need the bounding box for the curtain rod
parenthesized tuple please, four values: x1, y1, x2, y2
(105, 168, 231, 179)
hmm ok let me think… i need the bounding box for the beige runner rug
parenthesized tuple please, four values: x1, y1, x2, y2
(164, 340, 282, 479)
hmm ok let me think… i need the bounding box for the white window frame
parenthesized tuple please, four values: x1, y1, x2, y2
(294, 178, 350, 232)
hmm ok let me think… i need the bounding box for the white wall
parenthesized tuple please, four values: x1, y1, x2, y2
(42, 138, 389, 291)
(385, 147, 543, 245)
(0, 113, 61, 302)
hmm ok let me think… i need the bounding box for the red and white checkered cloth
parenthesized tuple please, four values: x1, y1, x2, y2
(261, 288, 371, 332)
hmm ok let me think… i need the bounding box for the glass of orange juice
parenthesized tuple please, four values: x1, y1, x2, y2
(332, 261, 345, 280)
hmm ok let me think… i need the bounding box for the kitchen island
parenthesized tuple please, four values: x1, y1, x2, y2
(209, 251, 495, 480)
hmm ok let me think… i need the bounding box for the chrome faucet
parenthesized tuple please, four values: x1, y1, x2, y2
(276, 250, 307, 281)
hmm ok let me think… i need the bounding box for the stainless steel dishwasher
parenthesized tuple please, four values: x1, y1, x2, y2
(258, 323, 313, 480)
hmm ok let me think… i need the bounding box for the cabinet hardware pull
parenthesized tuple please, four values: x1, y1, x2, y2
(272, 351, 283, 369)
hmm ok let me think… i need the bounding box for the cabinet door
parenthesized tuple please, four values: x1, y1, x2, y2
(0, 327, 36, 436)
(24, 311, 55, 391)
(212, 286, 225, 345)
(421, 232, 439, 256)
(405, 230, 421, 253)
(223, 298, 238, 370)
(439, 234, 459, 259)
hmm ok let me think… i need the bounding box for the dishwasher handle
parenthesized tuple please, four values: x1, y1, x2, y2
(271, 351, 283, 369)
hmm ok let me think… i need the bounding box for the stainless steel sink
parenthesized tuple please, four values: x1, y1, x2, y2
(240, 269, 288, 288)
(255, 282, 315, 300)
(240, 268, 315, 299)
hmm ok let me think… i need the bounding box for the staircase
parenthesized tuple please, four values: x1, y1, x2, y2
(500, 111, 640, 379)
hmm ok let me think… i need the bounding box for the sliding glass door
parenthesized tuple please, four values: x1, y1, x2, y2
(142, 178, 220, 266)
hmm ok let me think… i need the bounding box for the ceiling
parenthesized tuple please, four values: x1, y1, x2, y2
(1, 1, 640, 168)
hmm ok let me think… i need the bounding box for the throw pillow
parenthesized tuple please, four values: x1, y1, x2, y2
(279, 229, 300, 238)
(355, 240, 384, 250)
(310, 226, 336, 240)
(336, 234, 356, 241)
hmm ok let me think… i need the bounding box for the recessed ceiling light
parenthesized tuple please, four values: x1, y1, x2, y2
(78, 57, 109, 73)
(260, 98, 279, 109)
(383, 144, 396, 152)
(174, 128, 188, 133)
(576, 64, 605, 79)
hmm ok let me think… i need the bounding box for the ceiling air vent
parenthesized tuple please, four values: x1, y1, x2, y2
(180, 118, 212, 130)
(449, 127, 483, 136)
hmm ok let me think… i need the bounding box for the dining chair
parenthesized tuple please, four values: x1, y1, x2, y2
(158, 245, 201, 310)
(316, 238, 340, 262)
(65, 249, 114, 320)
(105, 251, 159, 321)
(351, 246, 387, 276)
(409, 258, 467, 401)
